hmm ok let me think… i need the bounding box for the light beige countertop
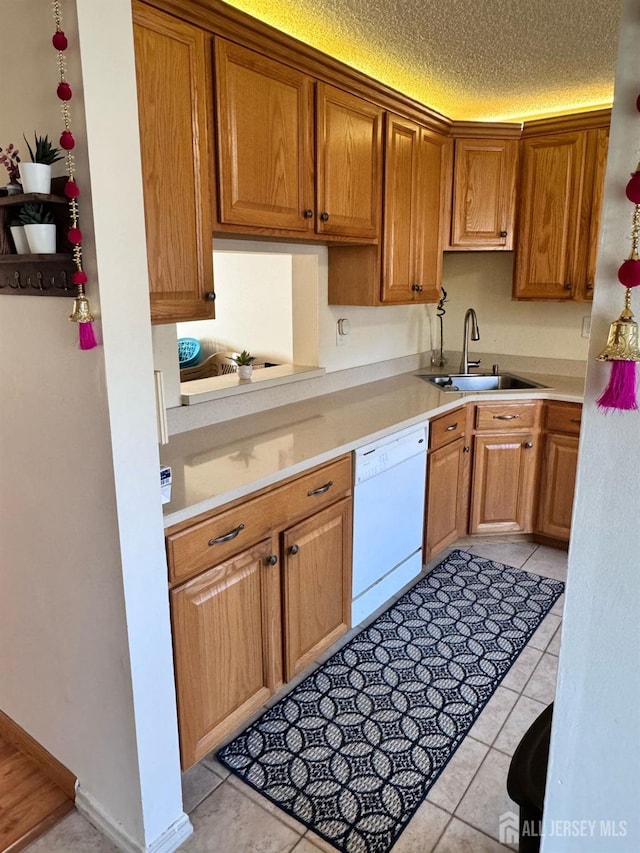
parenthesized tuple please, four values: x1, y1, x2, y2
(160, 366, 585, 528)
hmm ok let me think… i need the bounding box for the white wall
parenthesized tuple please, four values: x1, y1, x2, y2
(0, 2, 187, 850)
(542, 0, 640, 848)
(442, 253, 591, 361)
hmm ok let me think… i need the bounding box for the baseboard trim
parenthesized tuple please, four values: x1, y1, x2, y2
(76, 785, 193, 853)
(0, 708, 76, 799)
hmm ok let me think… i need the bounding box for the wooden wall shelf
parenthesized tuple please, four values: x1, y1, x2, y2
(0, 187, 75, 296)
(0, 255, 75, 297)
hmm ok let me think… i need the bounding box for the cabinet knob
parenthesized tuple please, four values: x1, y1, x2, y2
(206, 291, 216, 302)
(266, 554, 278, 566)
(499, 230, 508, 238)
(289, 544, 299, 555)
(563, 283, 572, 291)
(303, 209, 314, 219)
(463, 446, 470, 453)
(585, 283, 594, 292)
(320, 212, 329, 222)
(523, 441, 534, 449)
(411, 283, 423, 292)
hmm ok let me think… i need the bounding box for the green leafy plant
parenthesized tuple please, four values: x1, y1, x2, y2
(22, 132, 63, 165)
(18, 202, 54, 225)
(233, 350, 255, 366)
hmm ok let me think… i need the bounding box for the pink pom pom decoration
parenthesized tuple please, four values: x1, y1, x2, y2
(60, 130, 75, 150)
(617, 258, 640, 288)
(625, 171, 640, 204)
(72, 270, 88, 285)
(52, 30, 68, 51)
(64, 180, 80, 198)
(57, 82, 72, 101)
(68, 227, 83, 244)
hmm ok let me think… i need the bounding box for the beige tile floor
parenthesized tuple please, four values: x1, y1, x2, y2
(26, 538, 566, 853)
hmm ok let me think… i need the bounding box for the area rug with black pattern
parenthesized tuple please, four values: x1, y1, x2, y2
(217, 549, 564, 853)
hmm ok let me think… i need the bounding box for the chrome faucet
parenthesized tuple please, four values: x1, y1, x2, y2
(459, 308, 481, 374)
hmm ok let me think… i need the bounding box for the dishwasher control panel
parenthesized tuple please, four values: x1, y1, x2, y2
(354, 425, 427, 484)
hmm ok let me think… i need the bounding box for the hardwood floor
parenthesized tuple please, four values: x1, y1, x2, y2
(0, 735, 74, 853)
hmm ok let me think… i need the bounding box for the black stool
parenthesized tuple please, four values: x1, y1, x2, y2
(506, 702, 554, 853)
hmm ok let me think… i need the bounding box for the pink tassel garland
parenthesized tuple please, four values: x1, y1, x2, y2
(597, 360, 639, 411)
(78, 321, 97, 351)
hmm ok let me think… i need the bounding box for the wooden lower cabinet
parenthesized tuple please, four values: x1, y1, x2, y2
(167, 456, 352, 769)
(468, 401, 541, 535)
(170, 538, 281, 769)
(424, 407, 470, 560)
(470, 433, 538, 534)
(282, 498, 352, 679)
(535, 401, 582, 544)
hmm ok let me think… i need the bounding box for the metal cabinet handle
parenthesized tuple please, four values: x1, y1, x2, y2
(320, 212, 329, 222)
(307, 480, 333, 496)
(289, 544, 299, 555)
(523, 441, 534, 449)
(445, 423, 458, 431)
(303, 209, 313, 219)
(585, 283, 594, 292)
(493, 414, 519, 420)
(570, 418, 582, 424)
(266, 554, 278, 566)
(208, 523, 244, 546)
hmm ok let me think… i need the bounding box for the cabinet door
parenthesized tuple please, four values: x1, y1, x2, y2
(382, 122, 447, 304)
(133, 4, 214, 323)
(577, 127, 609, 301)
(536, 432, 579, 542)
(214, 39, 314, 232)
(425, 436, 469, 560)
(513, 132, 586, 300)
(170, 538, 281, 769)
(282, 498, 352, 680)
(470, 434, 538, 534)
(316, 84, 382, 240)
(449, 138, 518, 250)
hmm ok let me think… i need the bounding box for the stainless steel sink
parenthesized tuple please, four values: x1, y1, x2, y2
(418, 372, 549, 392)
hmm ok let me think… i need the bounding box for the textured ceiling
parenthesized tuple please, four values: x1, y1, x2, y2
(222, 0, 622, 121)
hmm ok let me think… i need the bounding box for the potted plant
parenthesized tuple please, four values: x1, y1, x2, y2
(18, 202, 57, 254)
(8, 217, 30, 254)
(0, 143, 22, 194)
(19, 133, 63, 195)
(233, 350, 255, 380)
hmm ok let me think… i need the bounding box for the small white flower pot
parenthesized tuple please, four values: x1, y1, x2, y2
(9, 225, 30, 254)
(24, 223, 57, 254)
(20, 162, 52, 195)
(237, 365, 253, 380)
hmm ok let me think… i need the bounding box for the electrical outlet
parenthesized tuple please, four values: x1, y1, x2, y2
(582, 316, 592, 338)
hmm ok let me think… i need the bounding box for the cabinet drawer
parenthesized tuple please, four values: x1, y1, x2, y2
(167, 492, 276, 584)
(166, 455, 352, 585)
(429, 408, 465, 450)
(544, 401, 582, 434)
(474, 401, 539, 431)
(273, 455, 352, 525)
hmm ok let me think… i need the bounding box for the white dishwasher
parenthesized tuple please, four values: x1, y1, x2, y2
(352, 424, 428, 625)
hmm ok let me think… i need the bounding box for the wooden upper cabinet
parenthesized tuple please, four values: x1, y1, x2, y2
(133, 3, 214, 323)
(382, 115, 448, 303)
(513, 131, 586, 300)
(448, 137, 518, 250)
(316, 84, 383, 240)
(213, 38, 314, 233)
(578, 127, 609, 301)
(513, 117, 609, 302)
